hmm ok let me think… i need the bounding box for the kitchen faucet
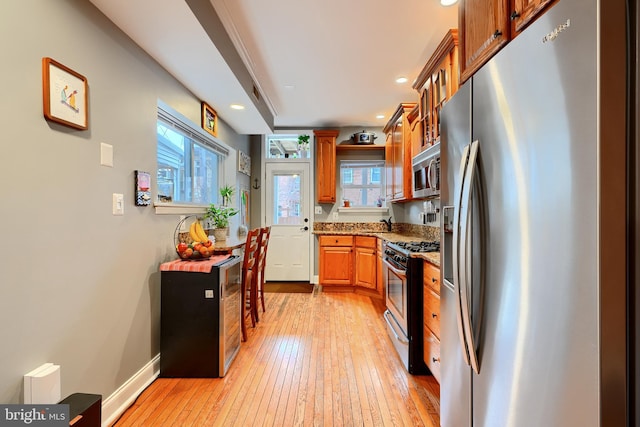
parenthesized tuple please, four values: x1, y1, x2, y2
(380, 217, 392, 232)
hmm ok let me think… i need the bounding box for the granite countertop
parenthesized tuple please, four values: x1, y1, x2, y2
(412, 252, 440, 267)
(313, 226, 441, 267)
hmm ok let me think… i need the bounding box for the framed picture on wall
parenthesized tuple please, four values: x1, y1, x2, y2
(240, 186, 250, 227)
(134, 170, 151, 206)
(238, 151, 251, 176)
(42, 57, 88, 130)
(201, 101, 218, 137)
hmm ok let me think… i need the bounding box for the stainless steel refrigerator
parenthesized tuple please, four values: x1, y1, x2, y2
(440, 0, 632, 426)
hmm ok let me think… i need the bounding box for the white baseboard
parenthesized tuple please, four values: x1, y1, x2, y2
(102, 354, 160, 427)
(312, 275, 319, 285)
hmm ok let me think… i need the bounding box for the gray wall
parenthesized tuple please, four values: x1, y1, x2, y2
(0, 0, 249, 403)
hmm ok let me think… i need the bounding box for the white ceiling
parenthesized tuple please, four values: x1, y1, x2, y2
(89, 0, 458, 134)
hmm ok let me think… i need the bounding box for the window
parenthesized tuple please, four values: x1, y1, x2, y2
(340, 160, 385, 207)
(157, 103, 228, 205)
(266, 133, 312, 159)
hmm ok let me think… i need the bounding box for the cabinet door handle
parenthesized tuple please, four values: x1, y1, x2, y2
(510, 11, 520, 20)
(432, 277, 437, 283)
(493, 30, 502, 39)
(432, 312, 437, 318)
(432, 357, 440, 363)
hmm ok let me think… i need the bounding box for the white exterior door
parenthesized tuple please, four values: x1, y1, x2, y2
(264, 162, 311, 281)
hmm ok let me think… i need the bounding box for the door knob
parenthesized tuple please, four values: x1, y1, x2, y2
(301, 226, 309, 231)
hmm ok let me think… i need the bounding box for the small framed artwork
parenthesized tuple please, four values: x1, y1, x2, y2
(135, 170, 151, 206)
(238, 151, 251, 176)
(201, 101, 218, 137)
(240, 186, 250, 227)
(42, 57, 88, 130)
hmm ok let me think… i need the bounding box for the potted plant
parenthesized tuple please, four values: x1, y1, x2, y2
(298, 134, 310, 157)
(205, 186, 239, 241)
(219, 184, 235, 207)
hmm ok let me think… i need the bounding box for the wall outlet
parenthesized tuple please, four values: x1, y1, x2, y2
(314, 206, 323, 215)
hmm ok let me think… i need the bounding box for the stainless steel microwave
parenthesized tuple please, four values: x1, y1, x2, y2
(412, 142, 440, 199)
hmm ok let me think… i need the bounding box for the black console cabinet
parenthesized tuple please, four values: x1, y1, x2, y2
(160, 256, 242, 378)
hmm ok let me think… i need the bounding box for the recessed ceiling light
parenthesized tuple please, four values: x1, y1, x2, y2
(376, 114, 385, 119)
(395, 77, 408, 84)
(230, 104, 245, 110)
(440, 0, 458, 5)
(284, 85, 295, 90)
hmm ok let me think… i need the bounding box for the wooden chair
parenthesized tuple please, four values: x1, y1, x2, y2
(255, 226, 271, 320)
(240, 228, 260, 342)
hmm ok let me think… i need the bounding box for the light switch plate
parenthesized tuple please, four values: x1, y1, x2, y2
(314, 206, 323, 215)
(205, 290, 214, 299)
(101, 143, 113, 167)
(112, 193, 124, 215)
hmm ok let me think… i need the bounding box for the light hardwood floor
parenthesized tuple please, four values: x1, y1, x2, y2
(113, 287, 440, 426)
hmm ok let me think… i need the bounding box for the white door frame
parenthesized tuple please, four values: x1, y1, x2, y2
(260, 137, 314, 282)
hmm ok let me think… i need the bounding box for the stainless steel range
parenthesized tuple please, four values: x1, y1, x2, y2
(382, 240, 440, 374)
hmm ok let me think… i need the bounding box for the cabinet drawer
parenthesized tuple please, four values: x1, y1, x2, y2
(423, 261, 440, 294)
(423, 286, 441, 339)
(355, 236, 377, 249)
(423, 327, 441, 384)
(319, 235, 354, 246)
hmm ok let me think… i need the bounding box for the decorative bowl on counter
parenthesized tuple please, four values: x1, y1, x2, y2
(174, 215, 215, 260)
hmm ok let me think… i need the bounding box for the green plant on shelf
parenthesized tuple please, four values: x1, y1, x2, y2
(298, 134, 310, 150)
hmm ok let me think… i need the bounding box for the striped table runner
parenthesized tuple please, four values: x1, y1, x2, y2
(160, 254, 231, 273)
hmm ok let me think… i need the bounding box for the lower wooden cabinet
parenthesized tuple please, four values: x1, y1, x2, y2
(319, 235, 353, 285)
(423, 260, 441, 382)
(355, 237, 377, 289)
(423, 327, 441, 382)
(319, 235, 382, 296)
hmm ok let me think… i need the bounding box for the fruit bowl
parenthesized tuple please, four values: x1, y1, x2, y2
(174, 215, 215, 261)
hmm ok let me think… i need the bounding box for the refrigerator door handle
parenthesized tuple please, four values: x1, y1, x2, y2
(453, 144, 471, 366)
(459, 140, 480, 374)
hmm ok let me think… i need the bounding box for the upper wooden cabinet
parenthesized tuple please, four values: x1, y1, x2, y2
(511, 0, 557, 34)
(383, 103, 416, 203)
(413, 29, 460, 152)
(314, 130, 339, 203)
(459, 0, 510, 83)
(459, 0, 558, 83)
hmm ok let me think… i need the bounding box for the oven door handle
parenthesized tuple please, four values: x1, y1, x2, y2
(383, 259, 407, 279)
(383, 310, 409, 344)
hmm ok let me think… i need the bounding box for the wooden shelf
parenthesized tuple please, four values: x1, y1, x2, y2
(336, 144, 385, 152)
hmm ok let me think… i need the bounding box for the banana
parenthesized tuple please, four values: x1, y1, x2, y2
(189, 221, 201, 242)
(195, 220, 209, 242)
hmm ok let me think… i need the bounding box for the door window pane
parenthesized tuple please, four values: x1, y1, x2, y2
(272, 173, 302, 225)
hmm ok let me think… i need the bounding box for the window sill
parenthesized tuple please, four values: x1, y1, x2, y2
(337, 207, 389, 214)
(154, 203, 207, 215)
